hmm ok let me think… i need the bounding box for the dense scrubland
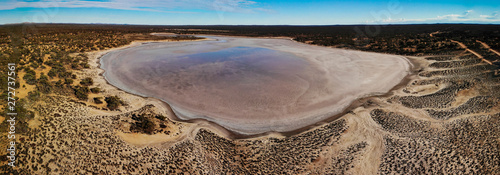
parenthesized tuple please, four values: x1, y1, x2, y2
(0, 24, 200, 135)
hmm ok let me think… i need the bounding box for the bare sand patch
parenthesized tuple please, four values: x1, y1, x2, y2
(115, 131, 179, 147)
(16, 71, 36, 99)
(100, 36, 411, 135)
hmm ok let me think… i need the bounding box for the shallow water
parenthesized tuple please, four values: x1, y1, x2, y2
(122, 46, 322, 119)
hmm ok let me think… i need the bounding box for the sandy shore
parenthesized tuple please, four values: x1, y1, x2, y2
(84, 38, 240, 140)
(98, 36, 412, 135)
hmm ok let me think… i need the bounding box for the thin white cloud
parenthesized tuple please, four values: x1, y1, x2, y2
(434, 10, 473, 21)
(0, 0, 266, 13)
(374, 10, 500, 23)
(480, 12, 499, 19)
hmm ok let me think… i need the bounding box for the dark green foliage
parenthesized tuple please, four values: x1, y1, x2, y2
(105, 95, 124, 110)
(64, 78, 73, 85)
(23, 68, 37, 85)
(90, 87, 100, 93)
(131, 114, 156, 134)
(81, 63, 90, 68)
(0, 91, 7, 102)
(27, 91, 41, 101)
(0, 99, 34, 134)
(46, 60, 71, 78)
(80, 77, 93, 86)
(73, 85, 89, 100)
(54, 80, 63, 88)
(36, 73, 52, 94)
(71, 62, 79, 70)
(93, 97, 103, 104)
(30, 62, 39, 69)
(155, 115, 166, 121)
(47, 68, 56, 77)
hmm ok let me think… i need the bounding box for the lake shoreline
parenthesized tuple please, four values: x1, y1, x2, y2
(95, 35, 414, 136)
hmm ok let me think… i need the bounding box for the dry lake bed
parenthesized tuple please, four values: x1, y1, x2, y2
(100, 36, 411, 135)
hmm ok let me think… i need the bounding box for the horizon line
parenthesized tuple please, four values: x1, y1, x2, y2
(2, 22, 500, 26)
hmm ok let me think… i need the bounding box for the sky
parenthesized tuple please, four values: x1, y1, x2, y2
(0, 0, 499, 25)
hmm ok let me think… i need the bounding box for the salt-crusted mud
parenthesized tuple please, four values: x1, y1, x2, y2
(100, 36, 411, 134)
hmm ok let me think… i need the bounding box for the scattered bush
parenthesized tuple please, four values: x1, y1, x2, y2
(73, 85, 89, 100)
(30, 62, 39, 69)
(46, 62, 71, 78)
(23, 68, 37, 85)
(131, 114, 156, 134)
(90, 87, 100, 93)
(36, 73, 52, 93)
(105, 95, 124, 110)
(93, 97, 103, 104)
(155, 115, 166, 121)
(0, 99, 34, 134)
(80, 77, 93, 86)
(64, 78, 73, 85)
(71, 62, 80, 70)
(54, 80, 63, 88)
(27, 91, 41, 101)
(81, 63, 90, 68)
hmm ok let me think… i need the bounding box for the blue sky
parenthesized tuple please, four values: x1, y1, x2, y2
(0, 0, 499, 25)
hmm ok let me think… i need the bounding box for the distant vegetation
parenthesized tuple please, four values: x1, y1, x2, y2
(164, 24, 499, 56)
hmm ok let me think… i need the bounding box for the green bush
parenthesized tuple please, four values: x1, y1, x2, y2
(47, 68, 56, 77)
(34, 73, 52, 94)
(131, 114, 156, 134)
(54, 80, 63, 88)
(23, 68, 37, 85)
(155, 115, 166, 121)
(71, 62, 80, 70)
(73, 85, 89, 100)
(81, 63, 90, 68)
(93, 97, 103, 104)
(80, 77, 93, 86)
(27, 91, 41, 101)
(0, 99, 34, 134)
(64, 78, 73, 85)
(30, 62, 39, 69)
(105, 95, 124, 110)
(90, 87, 100, 93)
